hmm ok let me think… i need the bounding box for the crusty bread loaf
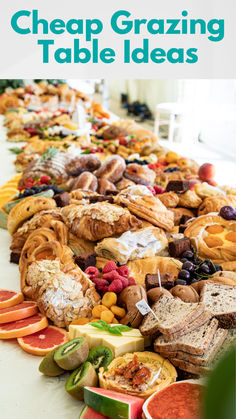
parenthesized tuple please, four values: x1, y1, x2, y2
(200, 283, 236, 328)
(154, 318, 218, 356)
(139, 295, 205, 336)
(159, 328, 228, 366)
(165, 311, 212, 341)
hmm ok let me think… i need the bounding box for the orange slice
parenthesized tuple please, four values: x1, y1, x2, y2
(0, 301, 38, 324)
(0, 289, 24, 309)
(0, 313, 48, 339)
(17, 325, 68, 356)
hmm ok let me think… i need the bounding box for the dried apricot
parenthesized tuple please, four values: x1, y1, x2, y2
(225, 232, 236, 243)
(70, 318, 89, 325)
(102, 292, 117, 308)
(204, 235, 224, 248)
(92, 305, 109, 319)
(110, 305, 126, 319)
(206, 225, 224, 234)
(100, 310, 114, 324)
(112, 317, 119, 324)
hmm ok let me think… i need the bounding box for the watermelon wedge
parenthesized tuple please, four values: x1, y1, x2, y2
(79, 406, 109, 419)
(0, 289, 24, 309)
(0, 313, 48, 339)
(84, 387, 144, 419)
(0, 301, 38, 323)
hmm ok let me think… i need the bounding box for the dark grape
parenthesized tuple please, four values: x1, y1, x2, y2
(182, 261, 195, 273)
(178, 269, 191, 281)
(181, 250, 194, 260)
(174, 279, 187, 286)
(219, 206, 236, 220)
(180, 258, 188, 264)
(214, 264, 223, 272)
(199, 264, 211, 274)
(192, 257, 202, 265)
(190, 278, 198, 284)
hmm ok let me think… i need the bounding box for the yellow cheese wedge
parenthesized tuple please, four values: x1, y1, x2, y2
(102, 336, 144, 357)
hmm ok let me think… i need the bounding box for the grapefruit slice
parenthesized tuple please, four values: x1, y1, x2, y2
(0, 301, 38, 324)
(0, 289, 24, 309)
(0, 313, 48, 339)
(17, 326, 68, 356)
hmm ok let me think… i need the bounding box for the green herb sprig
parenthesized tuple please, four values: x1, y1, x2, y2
(90, 320, 132, 336)
(40, 147, 58, 162)
(9, 147, 23, 155)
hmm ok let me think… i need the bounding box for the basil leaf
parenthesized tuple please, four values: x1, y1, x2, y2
(90, 323, 105, 330)
(115, 325, 133, 332)
(107, 326, 122, 336)
(9, 147, 23, 155)
(81, 149, 92, 154)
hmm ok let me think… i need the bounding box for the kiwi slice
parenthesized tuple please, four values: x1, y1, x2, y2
(87, 346, 113, 372)
(39, 348, 65, 377)
(54, 337, 89, 371)
(65, 361, 97, 400)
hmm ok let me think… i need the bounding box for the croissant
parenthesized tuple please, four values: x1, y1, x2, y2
(115, 194, 174, 231)
(177, 190, 202, 208)
(184, 214, 236, 263)
(198, 195, 236, 216)
(62, 202, 142, 241)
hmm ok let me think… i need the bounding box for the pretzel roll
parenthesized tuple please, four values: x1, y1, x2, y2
(98, 178, 116, 195)
(7, 196, 56, 235)
(96, 155, 126, 183)
(124, 163, 156, 186)
(71, 171, 98, 192)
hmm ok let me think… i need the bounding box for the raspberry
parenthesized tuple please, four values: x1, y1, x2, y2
(101, 286, 109, 295)
(92, 278, 109, 291)
(85, 266, 99, 278)
(117, 266, 129, 277)
(102, 261, 117, 274)
(119, 276, 129, 288)
(128, 277, 136, 286)
(153, 185, 166, 194)
(147, 186, 156, 196)
(108, 279, 123, 293)
(102, 270, 119, 282)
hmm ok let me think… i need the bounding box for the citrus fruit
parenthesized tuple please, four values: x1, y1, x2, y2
(0, 289, 24, 309)
(0, 301, 38, 324)
(17, 325, 68, 356)
(0, 313, 48, 339)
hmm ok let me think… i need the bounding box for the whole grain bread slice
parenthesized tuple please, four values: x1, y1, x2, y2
(170, 358, 210, 376)
(200, 283, 236, 328)
(159, 328, 228, 366)
(165, 311, 212, 341)
(154, 318, 218, 356)
(139, 295, 205, 336)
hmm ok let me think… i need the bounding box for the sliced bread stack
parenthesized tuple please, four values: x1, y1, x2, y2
(139, 292, 232, 375)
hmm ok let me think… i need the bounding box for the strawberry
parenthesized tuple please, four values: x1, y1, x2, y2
(102, 261, 117, 274)
(40, 175, 52, 184)
(119, 137, 128, 146)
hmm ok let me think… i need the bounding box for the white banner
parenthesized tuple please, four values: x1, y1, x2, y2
(0, 0, 235, 78)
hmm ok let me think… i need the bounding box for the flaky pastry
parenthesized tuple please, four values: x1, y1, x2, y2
(177, 190, 202, 208)
(198, 195, 236, 216)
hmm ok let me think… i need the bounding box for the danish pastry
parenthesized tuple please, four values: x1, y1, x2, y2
(7, 196, 56, 235)
(124, 163, 156, 186)
(184, 214, 236, 263)
(198, 195, 236, 216)
(62, 202, 141, 241)
(95, 155, 126, 183)
(158, 192, 179, 208)
(68, 233, 95, 256)
(95, 226, 168, 264)
(115, 193, 174, 231)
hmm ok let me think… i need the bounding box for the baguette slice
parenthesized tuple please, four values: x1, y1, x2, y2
(139, 295, 205, 336)
(200, 283, 236, 328)
(165, 311, 212, 341)
(154, 318, 218, 356)
(159, 328, 228, 366)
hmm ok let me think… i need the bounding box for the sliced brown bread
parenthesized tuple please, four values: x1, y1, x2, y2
(200, 283, 236, 328)
(159, 328, 228, 366)
(209, 329, 236, 369)
(170, 358, 210, 376)
(139, 295, 205, 336)
(165, 311, 212, 341)
(154, 318, 218, 355)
